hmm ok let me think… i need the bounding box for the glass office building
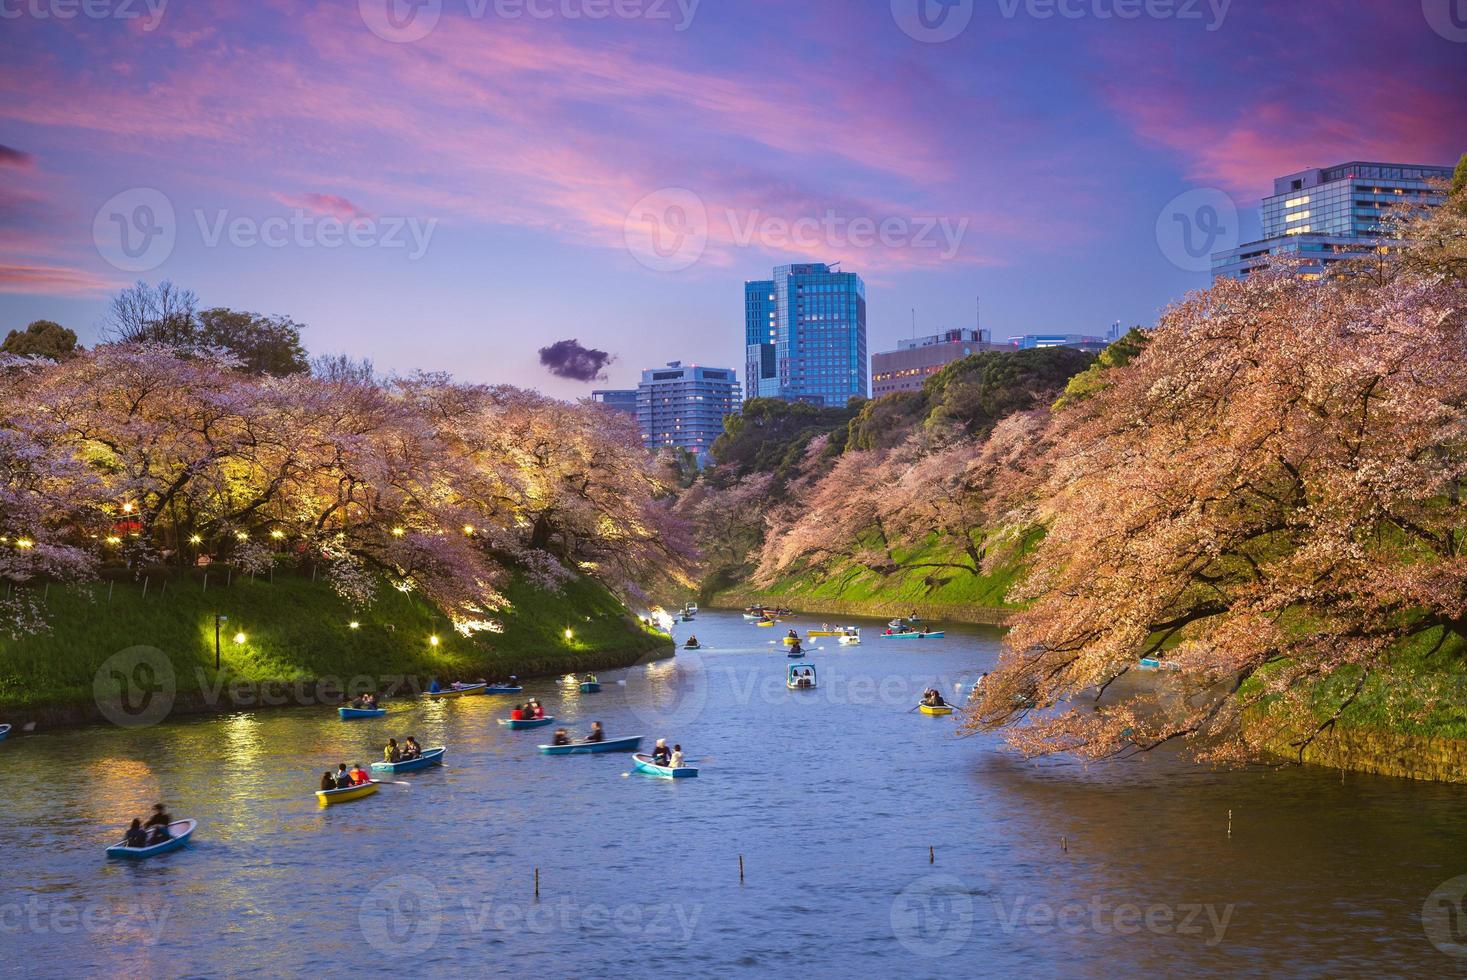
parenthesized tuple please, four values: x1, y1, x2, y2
(1213, 161, 1451, 280)
(635, 362, 741, 466)
(744, 263, 867, 406)
(590, 389, 638, 415)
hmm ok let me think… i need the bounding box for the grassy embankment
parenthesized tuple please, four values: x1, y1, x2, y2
(0, 568, 669, 721)
(710, 532, 1036, 624)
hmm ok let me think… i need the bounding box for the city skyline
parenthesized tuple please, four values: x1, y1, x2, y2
(1, 3, 1463, 398)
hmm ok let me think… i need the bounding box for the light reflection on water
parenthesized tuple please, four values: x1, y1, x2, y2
(1, 610, 1464, 978)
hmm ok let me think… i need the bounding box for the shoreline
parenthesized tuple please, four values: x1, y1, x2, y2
(1, 640, 675, 735)
(707, 592, 1012, 626)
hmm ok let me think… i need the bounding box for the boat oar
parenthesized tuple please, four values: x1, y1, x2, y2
(377, 780, 412, 789)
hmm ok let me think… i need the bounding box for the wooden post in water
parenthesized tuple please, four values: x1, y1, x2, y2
(929, 845, 935, 864)
(1227, 810, 1232, 839)
(1062, 836, 1068, 853)
(534, 867, 540, 899)
(739, 854, 745, 883)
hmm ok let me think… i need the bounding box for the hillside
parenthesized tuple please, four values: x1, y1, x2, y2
(0, 569, 669, 723)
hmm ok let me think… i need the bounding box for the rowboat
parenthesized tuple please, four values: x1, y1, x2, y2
(338, 706, 387, 720)
(484, 685, 523, 695)
(786, 650, 805, 658)
(499, 715, 556, 730)
(370, 747, 445, 774)
(632, 753, 698, 779)
(919, 703, 954, 716)
(106, 819, 197, 859)
(883, 631, 945, 639)
(756, 620, 776, 627)
(0, 724, 10, 741)
(1139, 657, 1181, 671)
(683, 643, 701, 650)
(783, 636, 801, 645)
(580, 681, 602, 693)
(787, 664, 817, 689)
(807, 629, 851, 637)
(316, 780, 379, 805)
(538, 734, 643, 755)
(425, 683, 488, 699)
(837, 634, 861, 646)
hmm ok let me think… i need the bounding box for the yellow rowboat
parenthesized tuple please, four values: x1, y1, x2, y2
(919, 704, 954, 716)
(806, 629, 850, 637)
(756, 621, 777, 627)
(316, 780, 380, 805)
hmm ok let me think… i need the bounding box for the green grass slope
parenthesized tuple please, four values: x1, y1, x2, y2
(0, 569, 669, 715)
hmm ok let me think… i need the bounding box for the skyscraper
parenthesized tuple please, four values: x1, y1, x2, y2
(1212, 161, 1452, 280)
(744, 262, 867, 406)
(635, 362, 741, 466)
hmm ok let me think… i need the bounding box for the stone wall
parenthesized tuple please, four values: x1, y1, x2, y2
(1276, 725, 1467, 784)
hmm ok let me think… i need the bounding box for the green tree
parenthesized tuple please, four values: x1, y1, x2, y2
(1054, 328, 1149, 409)
(924, 346, 1094, 435)
(197, 308, 309, 376)
(1, 320, 78, 360)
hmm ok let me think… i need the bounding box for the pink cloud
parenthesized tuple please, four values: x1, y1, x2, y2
(0, 263, 117, 296)
(273, 192, 372, 220)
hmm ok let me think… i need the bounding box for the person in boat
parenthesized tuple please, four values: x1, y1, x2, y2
(320, 771, 338, 792)
(787, 629, 799, 640)
(685, 635, 699, 648)
(586, 721, 605, 743)
(124, 818, 148, 849)
(510, 704, 526, 720)
(349, 763, 371, 785)
(790, 639, 803, 654)
(402, 736, 421, 760)
(553, 728, 571, 746)
(428, 679, 442, 694)
(670, 745, 684, 768)
(384, 738, 402, 764)
(582, 673, 597, 684)
(652, 739, 671, 765)
(531, 700, 545, 720)
(144, 803, 172, 830)
(335, 763, 354, 788)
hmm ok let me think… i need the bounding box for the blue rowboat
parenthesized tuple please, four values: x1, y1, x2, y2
(882, 631, 945, 639)
(580, 682, 601, 693)
(0, 724, 10, 741)
(538, 734, 643, 755)
(1138, 657, 1181, 671)
(498, 716, 555, 730)
(484, 685, 523, 695)
(425, 683, 488, 699)
(339, 706, 387, 720)
(632, 753, 698, 779)
(370, 747, 446, 774)
(106, 819, 197, 860)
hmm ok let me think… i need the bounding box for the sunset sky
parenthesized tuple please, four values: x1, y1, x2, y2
(1, 0, 1462, 396)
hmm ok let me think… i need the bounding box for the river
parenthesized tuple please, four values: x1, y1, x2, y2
(2, 610, 1465, 977)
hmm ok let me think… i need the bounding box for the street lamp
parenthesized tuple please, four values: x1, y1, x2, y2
(214, 614, 228, 670)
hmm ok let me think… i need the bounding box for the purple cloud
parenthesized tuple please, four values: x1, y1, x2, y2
(539, 339, 613, 382)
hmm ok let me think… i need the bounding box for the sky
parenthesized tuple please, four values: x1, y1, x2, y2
(0, 0, 1463, 398)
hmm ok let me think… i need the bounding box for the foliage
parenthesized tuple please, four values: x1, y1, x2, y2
(709, 397, 854, 482)
(103, 280, 309, 376)
(0, 347, 693, 638)
(2, 320, 78, 361)
(1054, 328, 1148, 408)
(922, 346, 1094, 435)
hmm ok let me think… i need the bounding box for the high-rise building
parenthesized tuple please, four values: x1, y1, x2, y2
(1005, 332, 1109, 353)
(1212, 161, 1452, 280)
(590, 389, 638, 415)
(871, 329, 1005, 397)
(635, 362, 741, 465)
(744, 262, 867, 406)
